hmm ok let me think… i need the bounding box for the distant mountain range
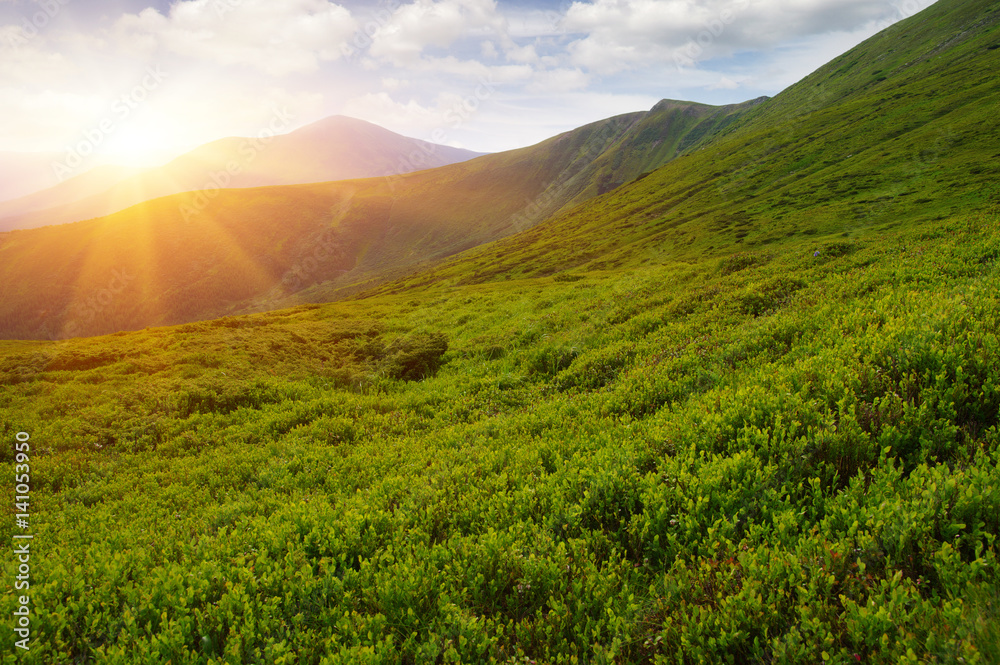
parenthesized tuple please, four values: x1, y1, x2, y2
(0, 151, 79, 203)
(0, 98, 760, 339)
(0, 116, 485, 232)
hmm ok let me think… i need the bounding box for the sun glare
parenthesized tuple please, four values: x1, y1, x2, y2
(99, 129, 179, 168)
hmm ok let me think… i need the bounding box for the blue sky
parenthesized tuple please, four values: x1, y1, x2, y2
(0, 0, 937, 172)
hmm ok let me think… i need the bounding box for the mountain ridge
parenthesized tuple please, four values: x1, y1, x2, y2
(0, 115, 486, 232)
(0, 98, 760, 339)
(370, 0, 999, 294)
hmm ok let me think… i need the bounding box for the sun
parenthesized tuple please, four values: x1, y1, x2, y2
(98, 120, 186, 168)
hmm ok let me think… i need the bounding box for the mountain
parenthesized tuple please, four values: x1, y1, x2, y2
(401, 0, 999, 289)
(0, 163, 146, 219)
(0, 99, 761, 339)
(0, 116, 485, 231)
(0, 151, 77, 203)
(4, 0, 998, 342)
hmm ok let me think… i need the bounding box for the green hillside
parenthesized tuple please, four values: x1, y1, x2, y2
(0, 100, 756, 340)
(384, 0, 999, 291)
(559, 97, 767, 204)
(1, 0, 1000, 663)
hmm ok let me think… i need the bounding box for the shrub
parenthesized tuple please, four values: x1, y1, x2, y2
(380, 331, 449, 381)
(719, 251, 763, 275)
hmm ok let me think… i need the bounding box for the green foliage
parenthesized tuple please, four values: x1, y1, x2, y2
(719, 251, 766, 275)
(377, 331, 449, 381)
(4, 208, 999, 664)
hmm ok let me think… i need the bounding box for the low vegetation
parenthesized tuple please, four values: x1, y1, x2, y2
(2, 210, 998, 663)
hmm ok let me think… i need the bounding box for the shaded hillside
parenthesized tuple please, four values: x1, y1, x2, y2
(562, 97, 768, 203)
(0, 116, 484, 231)
(0, 100, 758, 339)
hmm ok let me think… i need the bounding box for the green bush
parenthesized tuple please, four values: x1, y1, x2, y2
(379, 331, 449, 381)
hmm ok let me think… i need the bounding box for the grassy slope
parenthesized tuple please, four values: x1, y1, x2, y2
(379, 0, 999, 292)
(1, 1, 999, 663)
(2, 210, 998, 665)
(561, 97, 768, 205)
(0, 100, 756, 340)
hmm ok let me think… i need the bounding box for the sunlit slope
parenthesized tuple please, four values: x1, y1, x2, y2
(0, 163, 144, 218)
(0, 116, 484, 231)
(384, 0, 1000, 290)
(0, 121, 998, 665)
(0, 184, 354, 339)
(0, 100, 758, 339)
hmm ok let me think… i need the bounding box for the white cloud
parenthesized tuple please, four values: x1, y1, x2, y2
(342, 92, 452, 133)
(381, 77, 403, 91)
(369, 0, 506, 65)
(563, 0, 921, 71)
(709, 75, 740, 90)
(0, 27, 71, 83)
(373, 54, 533, 83)
(503, 8, 566, 39)
(113, 0, 358, 76)
(0, 0, 946, 177)
(525, 68, 589, 94)
(0, 86, 105, 151)
(505, 43, 539, 64)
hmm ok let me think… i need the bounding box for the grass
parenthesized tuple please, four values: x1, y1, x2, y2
(2, 211, 999, 663)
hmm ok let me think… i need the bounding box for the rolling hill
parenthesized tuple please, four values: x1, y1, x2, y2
(0, 115, 485, 232)
(0, 98, 762, 339)
(1, 0, 999, 662)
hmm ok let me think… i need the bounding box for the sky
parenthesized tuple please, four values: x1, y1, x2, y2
(0, 0, 938, 181)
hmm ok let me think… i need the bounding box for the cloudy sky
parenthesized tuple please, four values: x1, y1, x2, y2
(1, 0, 937, 175)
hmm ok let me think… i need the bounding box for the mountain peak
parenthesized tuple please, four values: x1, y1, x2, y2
(0, 117, 484, 231)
